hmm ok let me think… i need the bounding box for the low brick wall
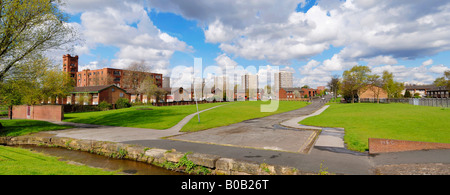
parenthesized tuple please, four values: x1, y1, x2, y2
(368, 138, 450, 154)
(0, 134, 310, 175)
(11, 105, 63, 121)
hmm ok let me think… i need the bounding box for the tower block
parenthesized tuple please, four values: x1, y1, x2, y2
(63, 54, 79, 83)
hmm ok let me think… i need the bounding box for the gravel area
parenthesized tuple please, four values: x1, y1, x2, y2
(375, 163, 450, 175)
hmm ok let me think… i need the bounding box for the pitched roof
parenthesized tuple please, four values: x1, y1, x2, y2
(72, 85, 128, 93)
(404, 85, 436, 90)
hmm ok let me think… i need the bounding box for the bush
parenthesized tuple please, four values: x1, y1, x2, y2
(98, 101, 112, 111)
(115, 98, 131, 109)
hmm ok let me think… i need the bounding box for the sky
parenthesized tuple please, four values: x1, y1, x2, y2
(55, 0, 450, 88)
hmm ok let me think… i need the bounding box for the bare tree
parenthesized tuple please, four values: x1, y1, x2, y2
(367, 74, 383, 103)
(327, 75, 340, 101)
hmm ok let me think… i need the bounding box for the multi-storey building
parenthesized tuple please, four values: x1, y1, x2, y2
(62, 54, 163, 89)
(274, 71, 293, 89)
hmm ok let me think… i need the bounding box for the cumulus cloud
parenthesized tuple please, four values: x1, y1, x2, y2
(60, 0, 190, 73)
(215, 53, 238, 68)
(149, 0, 450, 66)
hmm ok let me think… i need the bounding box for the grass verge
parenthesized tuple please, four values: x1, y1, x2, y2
(300, 103, 450, 152)
(0, 120, 73, 137)
(0, 146, 116, 175)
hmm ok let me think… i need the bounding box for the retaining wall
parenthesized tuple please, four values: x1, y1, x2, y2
(0, 134, 309, 175)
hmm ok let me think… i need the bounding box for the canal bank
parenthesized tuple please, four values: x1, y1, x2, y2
(0, 133, 309, 175)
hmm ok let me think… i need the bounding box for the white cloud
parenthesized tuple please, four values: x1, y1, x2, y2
(363, 55, 399, 67)
(61, 0, 190, 74)
(149, 0, 450, 65)
(422, 59, 434, 66)
(215, 54, 238, 68)
(429, 64, 450, 74)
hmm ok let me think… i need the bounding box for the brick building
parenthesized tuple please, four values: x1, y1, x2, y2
(63, 54, 163, 89)
(67, 85, 131, 105)
(279, 87, 319, 99)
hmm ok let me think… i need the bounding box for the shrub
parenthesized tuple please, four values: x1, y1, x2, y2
(115, 98, 131, 109)
(98, 101, 112, 111)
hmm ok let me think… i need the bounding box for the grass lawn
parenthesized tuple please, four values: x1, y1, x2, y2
(300, 103, 450, 152)
(63, 103, 228, 129)
(0, 146, 116, 175)
(181, 101, 310, 132)
(0, 120, 73, 137)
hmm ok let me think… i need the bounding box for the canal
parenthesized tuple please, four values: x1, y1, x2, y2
(14, 145, 185, 175)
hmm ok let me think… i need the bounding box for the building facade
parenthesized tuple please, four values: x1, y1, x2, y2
(426, 86, 449, 98)
(62, 54, 163, 89)
(274, 71, 293, 89)
(67, 85, 131, 105)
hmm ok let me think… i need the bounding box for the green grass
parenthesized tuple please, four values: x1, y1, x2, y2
(300, 103, 450, 152)
(0, 146, 116, 175)
(181, 101, 310, 132)
(0, 120, 73, 137)
(63, 103, 228, 129)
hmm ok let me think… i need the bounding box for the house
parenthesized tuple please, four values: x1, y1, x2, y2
(426, 86, 449, 98)
(404, 84, 435, 98)
(66, 85, 131, 105)
(360, 85, 388, 99)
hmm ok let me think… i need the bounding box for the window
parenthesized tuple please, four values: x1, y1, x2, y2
(120, 93, 124, 98)
(112, 88, 115, 92)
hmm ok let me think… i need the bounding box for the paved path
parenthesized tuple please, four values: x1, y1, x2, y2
(49, 104, 225, 142)
(280, 105, 346, 148)
(169, 99, 328, 154)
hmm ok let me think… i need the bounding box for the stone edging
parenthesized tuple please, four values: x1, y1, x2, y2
(0, 133, 314, 175)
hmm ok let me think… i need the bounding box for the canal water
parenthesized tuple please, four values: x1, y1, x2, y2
(14, 145, 185, 175)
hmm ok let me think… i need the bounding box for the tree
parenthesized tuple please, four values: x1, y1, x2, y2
(301, 85, 310, 89)
(327, 75, 340, 101)
(367, 74, 383, 103)
(382, 70, 404, 100)
(434, 70, 450, 92)
(137, 77, 168, 103)
(0, 0, 77, 82)
(404, 90, 412, 98)
(0, 55, 73, 106)
(341, 65, 371, 103)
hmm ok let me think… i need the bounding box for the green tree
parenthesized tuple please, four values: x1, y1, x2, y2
(404, 90, 412, 98)
(434, 70, 450, 92)
(341, 65, 371, 103)
(0, 0, 76, 82)
(382, 70, 404, 100)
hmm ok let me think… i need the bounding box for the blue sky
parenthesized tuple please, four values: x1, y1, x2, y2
(59, 0, 449, 88)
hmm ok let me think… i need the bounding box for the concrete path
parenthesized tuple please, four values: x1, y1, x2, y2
(169, 99, 329, 154)
(49, 104, 225, 142)
(280, 105, 346, 148)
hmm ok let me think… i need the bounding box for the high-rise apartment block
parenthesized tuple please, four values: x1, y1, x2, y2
(274, 71, 293, 89)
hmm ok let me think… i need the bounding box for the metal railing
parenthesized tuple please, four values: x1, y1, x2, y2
(358, 98, 449, 108)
